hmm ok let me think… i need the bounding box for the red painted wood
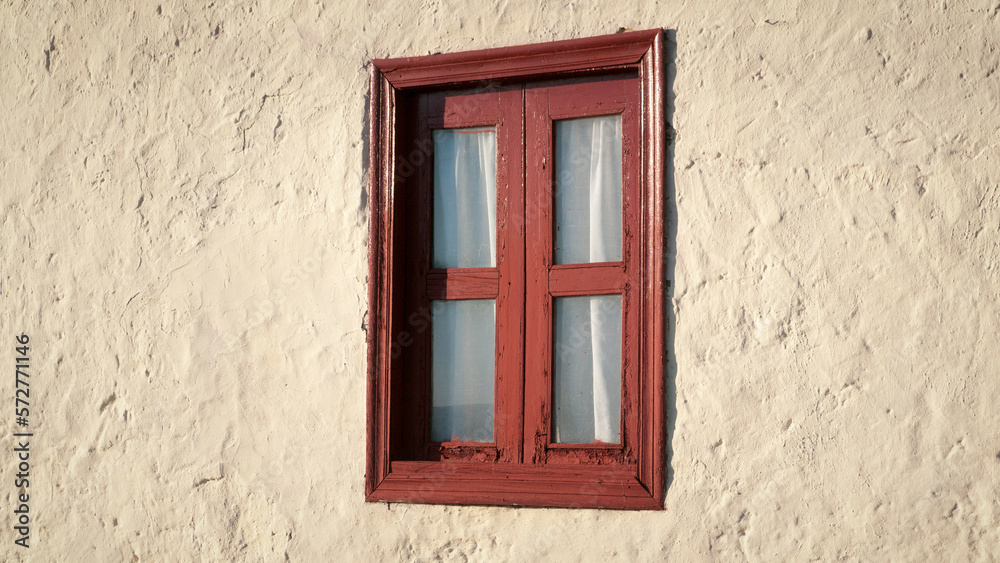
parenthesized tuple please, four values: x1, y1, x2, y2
(390, 460, 637, 479)
(425, 269, 499, 300)
(641, 30, 668, 505)
(414, 87, 511, 462)
(523, 74, 640, 469)
(494, 87, 526, 464)
(547, 442, 622, 450)
(621, 71, 643, 468)
(540, 73, 632, 119)
(381, 472, 645, 497)
(364, 67, 387, 497)
(366, 29, 666, 509)
(523, 82, 553, 465)
(373, 30, 660, 89)
(424, 443, 499, 462)
(368, 487, 661, 510)
(548, 263, 626, 296)
(424, 88, 503, 129)
(370, 461, 658, 509)
(366, 69, 402, 495)
(545, 448, 626, 465)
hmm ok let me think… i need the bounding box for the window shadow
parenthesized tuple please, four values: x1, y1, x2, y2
(663, 28, 678, 496)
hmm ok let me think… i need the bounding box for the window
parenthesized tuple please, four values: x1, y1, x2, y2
(366, 29, 666, 509)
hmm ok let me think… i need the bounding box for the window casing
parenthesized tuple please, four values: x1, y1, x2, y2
(366, 30, 666, 509)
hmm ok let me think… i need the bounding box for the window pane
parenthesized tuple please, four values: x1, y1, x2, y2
(431, 299, 495, 442)
(554, 115, 623, 264)
(553, 294, 622, 443)
(433, 128, 497, 268)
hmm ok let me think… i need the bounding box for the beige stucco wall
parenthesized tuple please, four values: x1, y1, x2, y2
(2, 0, 999, 560)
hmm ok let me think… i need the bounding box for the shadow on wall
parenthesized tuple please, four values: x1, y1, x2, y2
(664, 27, 678, 497)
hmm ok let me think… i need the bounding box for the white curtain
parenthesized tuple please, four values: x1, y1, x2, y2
(430, 128, 497, 442)
(554, 295, 622, 443)
(554, 115, 622, 265)
(433, 128, 497, 268)
(431, 299, 495, 443)
(553, 115, 624, 444)
(428, 119, 624, 444)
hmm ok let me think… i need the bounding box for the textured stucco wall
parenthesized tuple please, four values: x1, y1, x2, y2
(2, 0, 999, 560)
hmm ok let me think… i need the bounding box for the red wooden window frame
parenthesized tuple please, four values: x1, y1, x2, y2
(366, 29, 667, 509)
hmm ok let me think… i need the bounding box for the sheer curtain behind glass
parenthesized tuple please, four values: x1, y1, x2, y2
(431, 300, 495, 442)
(553, 115, 624, 443)
(555, 115, 622, 265)
(554, 295, 622, 443)
(433, 128, 497, 268)
(430, 128, 497, 442)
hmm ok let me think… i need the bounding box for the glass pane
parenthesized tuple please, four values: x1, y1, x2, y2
(554, 115, 623, 264)
(553, 295, 622, 444)
(433, 128, 497, 268)
(431, 299, 495, 442)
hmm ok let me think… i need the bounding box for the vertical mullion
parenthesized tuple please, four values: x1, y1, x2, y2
(523, 86, 553, 464)
(495, 87, 525, 463)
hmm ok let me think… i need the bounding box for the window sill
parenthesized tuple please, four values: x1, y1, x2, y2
(368, 461, 661, 510)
